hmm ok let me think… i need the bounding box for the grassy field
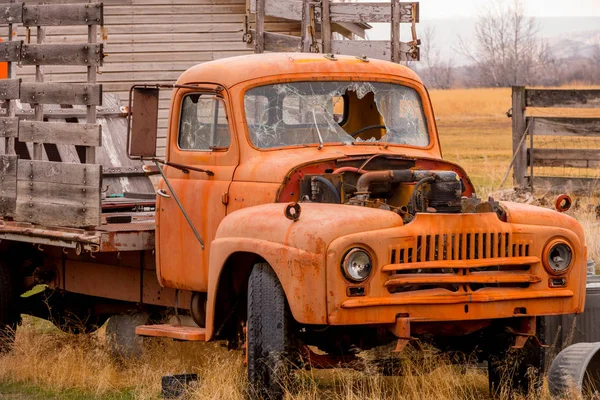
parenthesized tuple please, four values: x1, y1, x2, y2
(0, 87, 598, 399)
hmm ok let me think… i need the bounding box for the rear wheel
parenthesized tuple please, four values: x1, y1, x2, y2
(0, 260, 19, 352)
(247, 263, 292, 400)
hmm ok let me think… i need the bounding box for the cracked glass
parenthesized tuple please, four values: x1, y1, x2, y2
(244, 81, 429, 149)
(179, 94, 231, 150)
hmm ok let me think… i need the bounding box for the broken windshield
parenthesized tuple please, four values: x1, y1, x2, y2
(244, 81, 429, 149)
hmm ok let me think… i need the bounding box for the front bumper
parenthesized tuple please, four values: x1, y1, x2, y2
(326, 211, 586, 326)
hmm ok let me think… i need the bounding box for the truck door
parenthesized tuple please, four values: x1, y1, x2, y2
(156, 87, 238, 291)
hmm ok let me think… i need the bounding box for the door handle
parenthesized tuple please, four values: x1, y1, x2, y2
(156, 189, 171, 199)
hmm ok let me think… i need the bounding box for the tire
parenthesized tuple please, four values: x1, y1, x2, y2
(0, 260, 19, 352)
(106, 312, 149, 359)
(247, 263, 292, 400)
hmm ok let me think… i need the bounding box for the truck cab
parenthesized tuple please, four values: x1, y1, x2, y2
(132, 52, 586, 398)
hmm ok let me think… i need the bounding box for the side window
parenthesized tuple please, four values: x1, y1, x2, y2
(178, 94, 231, 150)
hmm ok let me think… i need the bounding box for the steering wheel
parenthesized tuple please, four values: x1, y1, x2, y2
(350, 124, 387, 138)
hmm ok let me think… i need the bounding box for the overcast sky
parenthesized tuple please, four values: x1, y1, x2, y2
(415, 0, 600, 19)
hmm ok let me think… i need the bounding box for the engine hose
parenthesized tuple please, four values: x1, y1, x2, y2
(409, 175, 436, 214)
(312, 176, 342, 204)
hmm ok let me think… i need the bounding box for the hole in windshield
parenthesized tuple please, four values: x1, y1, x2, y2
(244, 81, 429, 149)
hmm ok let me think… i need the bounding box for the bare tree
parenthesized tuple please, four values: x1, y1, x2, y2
(420, 26, 454, 89)
(458, 0, 541, 87)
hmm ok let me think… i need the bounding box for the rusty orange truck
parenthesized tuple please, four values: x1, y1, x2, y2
(0, 53, 586, 398)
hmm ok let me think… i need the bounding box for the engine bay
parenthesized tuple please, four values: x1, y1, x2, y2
(279, 154, 505, 223)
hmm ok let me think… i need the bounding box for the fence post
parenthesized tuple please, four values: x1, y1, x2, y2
(512, 86, 527, 189)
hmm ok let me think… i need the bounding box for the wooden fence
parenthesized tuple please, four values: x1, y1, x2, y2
(248, 0, 420, 63)
(0, 2, 104, 228)
(512, 86, 600, 193)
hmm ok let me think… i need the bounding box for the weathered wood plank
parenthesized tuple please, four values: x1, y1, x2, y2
(0, 2, 23, 24)
(22, 3, 104, 27)
(19, 121, 102, 147)
(0, 41, 22, 62)
(20, 82, 102, 106)
(250, 0, 302, 21)
(330, 2, 416, 23)
(17, 180, 99, 206)
(21, 44, 104, 66)
(529, 148, 600, 168)
(528, 117, 600, 137)
(15, 201, 101, 228)
(0, 155, 17, 217)
(330, 40, 417, 62)
(526, 89, 600, 108)
(0, 118, 19, 138)
(0, 79, 21, 100)
(531, 176, 600, 194)
(512, 86, 527, 189)
(263, 31, 301, 52)
(17, 160, 101, 186)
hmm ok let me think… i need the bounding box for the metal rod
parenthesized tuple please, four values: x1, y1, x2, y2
(154, 160, 205, 249)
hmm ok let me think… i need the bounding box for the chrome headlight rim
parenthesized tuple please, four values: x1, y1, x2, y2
(341, 247, 373, 283)
(543, 238, 574, 276)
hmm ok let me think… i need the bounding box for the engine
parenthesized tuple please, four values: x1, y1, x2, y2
(284, 156, 499, 222)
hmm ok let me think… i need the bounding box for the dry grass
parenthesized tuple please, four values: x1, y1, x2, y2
(1, 87, 598, 399)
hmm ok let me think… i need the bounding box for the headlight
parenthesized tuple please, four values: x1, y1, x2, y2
(544, 240, 573, 274)
(342, 248, 373, 282)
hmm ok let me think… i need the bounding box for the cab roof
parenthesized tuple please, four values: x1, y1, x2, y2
(177, 53, 422, 88)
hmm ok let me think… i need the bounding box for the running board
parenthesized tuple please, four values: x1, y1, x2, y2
(135, 324, 206, 341)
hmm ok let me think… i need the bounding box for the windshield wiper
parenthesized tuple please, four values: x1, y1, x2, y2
(311, 110, 324, 150)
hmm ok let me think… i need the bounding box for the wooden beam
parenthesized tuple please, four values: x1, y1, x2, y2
(526, 89, 600, 108)
(255, 0, 265, 53)
(531, 176, 600, 194)
(330, 2, 416, 23)
(17, 160, 101, 185)
(512, 86, 527, 189)
(330, 40, 417, 62)
(0, 118, 19, 138)
(391, 0, 400, 63)
(19, 121, 102, 147)
(0, 79, 20, 100)
(0, 155, 17, 217)
(22, 3, 103, 27)
(0, 41, 22, 62)
(0, 3, 23, 25)
(321, 0, 331, 53)
(528, 117, 600, 137)
(250, 0, 302, 21)
(20, 83, 102, 106)
(21, 44, 104, 66)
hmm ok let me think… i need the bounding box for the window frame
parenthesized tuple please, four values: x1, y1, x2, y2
(176, 92, 232, 153)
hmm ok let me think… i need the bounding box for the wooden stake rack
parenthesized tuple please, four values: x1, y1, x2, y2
(0, 2, 104, 228)
(245, 0, 420, 63)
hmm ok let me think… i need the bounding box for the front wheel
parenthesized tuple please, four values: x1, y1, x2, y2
(247, 263, 292, 400)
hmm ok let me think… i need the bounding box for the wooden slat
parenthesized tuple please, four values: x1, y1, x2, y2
(532, 176, 600, 194)
(263, 31, 301, 52)
(526, 89, 600, 108)
(330, 2, 416, 23)
(0, 2, 23, 24)
(0, 155, 17, 217)
(250, 0, 302, 21)
(0, 41, 22, 62)
(331, 40, 417, 62)
(20, 82, 102, 106)
(21, 43, 104, 66)
(529, 117, 600, 137)
(0, 79, 21, 100)
(15, 160, 101, 227)
(19, 121, 102, 147)
(0, 118, 19, 138)
(529, 148, 600, 168)
(22, 3, 104, 27)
